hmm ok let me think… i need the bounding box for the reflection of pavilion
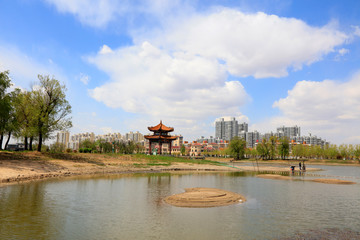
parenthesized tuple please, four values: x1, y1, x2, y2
(144, 121, 177, 155)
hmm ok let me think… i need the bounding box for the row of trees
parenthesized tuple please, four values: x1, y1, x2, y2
(0, 71, 72, 151)
(228, 136, 360, 161)
(79, 139, 144, 154)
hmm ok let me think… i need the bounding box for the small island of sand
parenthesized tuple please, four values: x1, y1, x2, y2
(311, 178, 356, 184)
(257, 174, 356, 185)
(164, 187, 246, 208)
(257, 174, 292, 180)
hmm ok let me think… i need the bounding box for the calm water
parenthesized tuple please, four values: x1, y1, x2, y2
(1, 166, 360, 240)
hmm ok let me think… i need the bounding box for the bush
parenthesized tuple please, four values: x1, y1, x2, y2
(49, 143, 64, 153)
(65, 148, 72, 153)
(79, 148, 92, 153)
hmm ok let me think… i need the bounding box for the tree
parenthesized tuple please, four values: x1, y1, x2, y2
(257, 139, 270, 160)
(354, 145, 360, 162)
(80, 139, 96, 150)
(0, 70, 12, 150)
(268, 136, 278, 159)
(278, 137, 289, 160)
(3, 89, 21, 150)
(339, 144, 349, 160)
(180, 144, 186, 156)
(324, 144, 339, 159)
(291, 144, 304, 160)
(32, 75, 72, 152)
(13, 90, 37, 150)
(134, 142, 144, 153)
(229, 136, 247, 160)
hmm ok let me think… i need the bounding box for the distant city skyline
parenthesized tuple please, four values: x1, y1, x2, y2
(1, 1, 360, 144)
(60, 117, 328, 150)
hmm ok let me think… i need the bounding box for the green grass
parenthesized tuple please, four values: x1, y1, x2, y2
(132, 154, 225, 166)
(133, 163, 149, 168)
(146, 162, 171, 166)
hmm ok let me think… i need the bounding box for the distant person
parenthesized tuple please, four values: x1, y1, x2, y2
(299, 162, 302, 171)
(303, 163, 306, 171)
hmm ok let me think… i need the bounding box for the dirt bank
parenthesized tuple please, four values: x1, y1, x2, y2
(257, 173, 357, 184)
(164, 187, 246, 207)
(257, 174, 292, 180)
(0, 152, 241, 186)
(0, 152, 323, 187)
(311, 178, 356, 184)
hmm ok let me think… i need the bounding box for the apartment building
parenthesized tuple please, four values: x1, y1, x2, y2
(246, 131, 260, 148)
(65, 131, 144, 150)
(276, 125, 301, 139)
(56, 131, 70, 147)
(215, 117, 248, 141)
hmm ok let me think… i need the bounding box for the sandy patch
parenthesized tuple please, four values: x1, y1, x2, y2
(237, 165, 321, 172)
(256, 174, 292, 180)
(257, 174, 357, 185)
(311, 179, 356, 184)
(164, 187, 246, 208)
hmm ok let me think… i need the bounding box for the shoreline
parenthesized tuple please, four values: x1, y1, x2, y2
(0, 152, 353, 187)
(0, 152, 240, 187)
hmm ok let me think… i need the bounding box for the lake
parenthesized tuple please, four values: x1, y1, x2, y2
(1, 165, 360, 239)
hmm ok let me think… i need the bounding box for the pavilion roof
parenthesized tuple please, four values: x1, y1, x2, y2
(148, 121, 174, 132)
(144, 135, 177, 140)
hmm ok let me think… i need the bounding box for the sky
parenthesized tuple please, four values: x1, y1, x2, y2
(1, 0, 360, 144)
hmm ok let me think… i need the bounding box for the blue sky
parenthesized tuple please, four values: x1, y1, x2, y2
(1, 0, 360, 144)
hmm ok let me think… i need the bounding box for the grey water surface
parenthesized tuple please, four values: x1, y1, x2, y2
(1, 165, 359, 240)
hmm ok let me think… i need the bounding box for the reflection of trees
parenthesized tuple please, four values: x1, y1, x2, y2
(0, 183, 55, 239)
(146, 173, 172, 207)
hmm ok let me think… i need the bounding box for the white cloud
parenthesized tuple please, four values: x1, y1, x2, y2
(86, 8, 352, 139)
(272, 72, 360, 144)
(88, 42, 249, 138)
(99, 45, 113, 54)
(45, 0, 122, 28)
(152, 9, 349, 78)
(44, 0, 191, 28)
(338, 48, 349, 56)
(100, 127, 113, 134)
(0, 43, 64, 88)
(353, 25, 360, 37)
(78, 73, 90, 85)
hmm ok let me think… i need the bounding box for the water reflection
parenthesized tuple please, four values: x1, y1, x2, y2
(0, 182, 58, 239)
(0, 167, 359, 240)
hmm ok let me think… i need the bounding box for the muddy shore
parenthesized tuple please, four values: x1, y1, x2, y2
(0, 152, 327, 186)
(0, 152, 248, 186)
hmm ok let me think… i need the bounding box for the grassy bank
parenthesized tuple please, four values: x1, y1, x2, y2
(226, 157, 360, 165)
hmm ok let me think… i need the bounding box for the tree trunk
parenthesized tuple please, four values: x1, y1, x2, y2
(4, 131, 11, 150)
(37, 133, 42, 152)
(29, 137, 33, 151)
(0, 133, 3, 150)
(24, 136, 28, 150)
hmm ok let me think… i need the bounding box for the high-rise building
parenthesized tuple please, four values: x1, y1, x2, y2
(246, 131, 260, 148)
(215, 117, 247, 141)
(238, 122, 248, 133)
(56, 131, 69, 147)
(276, 125, 300, 139)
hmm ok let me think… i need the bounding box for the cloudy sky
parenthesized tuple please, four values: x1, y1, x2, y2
(1, 0, 360, 144)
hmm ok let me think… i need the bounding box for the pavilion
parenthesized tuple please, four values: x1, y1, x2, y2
(144, 121, 177, 155)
